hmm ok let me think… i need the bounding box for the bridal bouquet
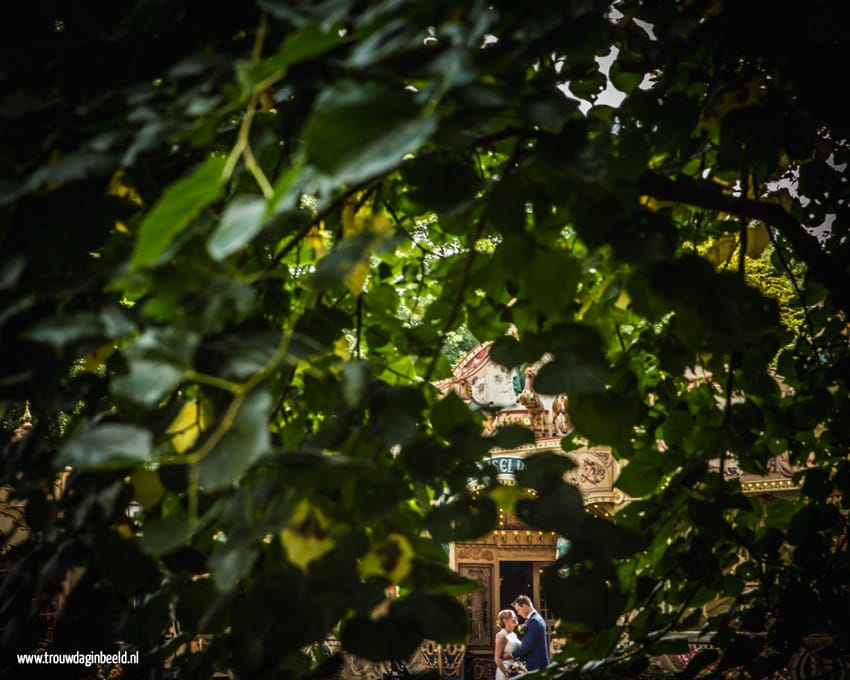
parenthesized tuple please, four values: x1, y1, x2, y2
(506, 659, 527, 677)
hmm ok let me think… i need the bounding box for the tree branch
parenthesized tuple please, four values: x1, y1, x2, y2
(638, 171, 850, 314)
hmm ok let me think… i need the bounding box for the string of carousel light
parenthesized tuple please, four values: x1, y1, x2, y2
(495, 508, 559, 543)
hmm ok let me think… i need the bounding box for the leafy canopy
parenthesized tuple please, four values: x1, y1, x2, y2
(1, 1, 849, 678)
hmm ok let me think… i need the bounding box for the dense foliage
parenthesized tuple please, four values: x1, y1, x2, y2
(1, 1, 848, 678)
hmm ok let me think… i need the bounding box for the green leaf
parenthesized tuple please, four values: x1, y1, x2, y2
(339, 613, 423, 662)
(57, 423, 153, 469)
(24, 313, 102, 349)
(176, 578, 220, 632)
(580, 516, 646, 559)
(487, 174, 527, 234)
(523, 92, 580, 132)
(131, 467, 165, 509)
(534, 326, 609, 395)
(277, 451, 371, 489)
(131, 155, 227, 268)
(269, 156, 306, 213)
(683, 648, 720, 678)
(208, 195, 266, 261)
(569, 71, 607, 100)
(278, 24, 342, 66)
(342, 360, 371, 407)
(391, 592, 469, 642)
(425, 495, 497, 542)
(515, 451, 576, 493)
(304, 80, 437, 185)
(236, 24, 341, 97)
(609, 63, 645, 95)
(293, 306, 351, 351)
(569, 391, 638, 448)
(490, 334, 545, 369)
(365, 282, 400, 316)
(129, 326, 201, 366)
(515, 487, 585, 534)
(112, 359, 184, 407)
(716, 634, 765, 672)
(234, 25, 341, 97)
(99, 304, 136, 338)
(347, 18, 418, 68)
(0, 256, 25, 292)
(525, 249, 581, 311)
(615, 455, 663, 497)
(648, 636, 690, 655)
(92, 531, 159, 594)
(763, 499, 796, 530)
(209, 540, 260, 592)
(13, 151, 113, 202)
(199, 390, 272, 491)
(430, 391, 476, 438)
(630, 257, 779, 353)
(311, 230, 375, 291)
(408, 560, 479, 597)
(541, 563, 624, 629)
(800, 467, 832, 500)
(661, 410, 693, 447)
(745, 221, 771, 258)
(139, 516, 194, 556)
(126, 589, 172, 642)
(491, 425, 536, 449)
(403, 153, 482, 214)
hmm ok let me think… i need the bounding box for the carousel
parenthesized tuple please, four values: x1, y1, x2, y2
(432, 342, 806, 680)
(432, 342, 626, 680)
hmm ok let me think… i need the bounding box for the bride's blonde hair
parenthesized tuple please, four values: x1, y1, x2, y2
(497, 608, 516, 629)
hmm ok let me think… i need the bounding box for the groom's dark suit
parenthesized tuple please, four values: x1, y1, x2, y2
(511, 609, 549, 671)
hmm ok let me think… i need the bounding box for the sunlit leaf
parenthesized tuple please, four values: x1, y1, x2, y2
(166, 400, 209, 453)
(131, 155, 226, 268)
(488, 484, 526, 513)
(358, 533, 414, 583)
(281, 500, 336, 572)
(83, 343, 116, 372)
(131, 466, 165, 509)
(746, 221, 771, 258)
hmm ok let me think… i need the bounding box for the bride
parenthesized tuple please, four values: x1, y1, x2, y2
(494, 609, 523, 680)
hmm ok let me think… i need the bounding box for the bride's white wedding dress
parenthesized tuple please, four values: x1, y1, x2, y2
(495, 630, 522, 680)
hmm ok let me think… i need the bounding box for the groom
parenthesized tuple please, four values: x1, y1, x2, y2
(505, 595, 549, 671)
